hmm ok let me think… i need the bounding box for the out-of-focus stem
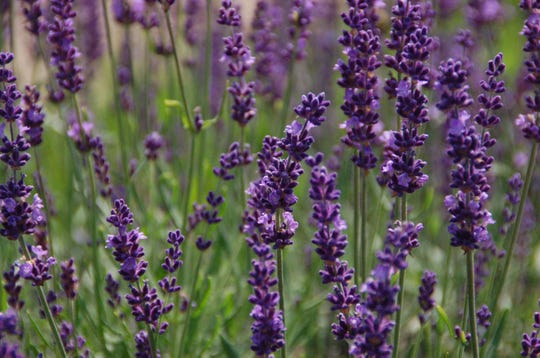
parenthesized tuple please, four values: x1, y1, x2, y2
(467, 251, 480, 358)
(392, 194, 407, 358)
(100, 0, 129, 183)
(164, 10, 194, 130)
(361, 170, 367, 283)
(177, 251, 203, 356)
(280, 41, 298, 131)
(277, 247, 286, 358)
(73, 93, 108, 353)
(182, 134, 197, 232)
(491, 142, 537, 308)
(9, 0, 15, 53)
(18, 238, 68, 358)
(33, 149, 54, 258)
(353, 165, 360, 287)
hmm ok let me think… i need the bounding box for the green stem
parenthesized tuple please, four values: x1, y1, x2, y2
(164, 9, 194, 130)
(392, 195, 407, 358)
(9, 0, 14, 53)
(467, 251, 480, 358)
(177, 251, 203, 356)
(33, 149, 54, 259)
(181, 134, 197, 232)
(392, 269, 406, 358)
(73, 93, 108, 353)
(100, 0, 129, 183)
(491, 142, 537, 309)
(353, 165, 360, 287)
(277, 247, 286, 358)
(18, 238, 68, 358)
(204, 0, 212, 119)
(360, 169, 367, 283)
(279, 40, 298, 131)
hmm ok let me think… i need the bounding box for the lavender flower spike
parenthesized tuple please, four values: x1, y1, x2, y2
(48, 0, 84, 94)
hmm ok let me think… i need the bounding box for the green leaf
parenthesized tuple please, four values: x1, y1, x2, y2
(220, 334, 240, 358)
(164, 99, 182, 108)
(193, 276, 213, 319)
(435, 304, 454, 338)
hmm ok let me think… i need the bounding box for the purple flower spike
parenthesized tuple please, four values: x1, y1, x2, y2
(144, 131, 164, 161)
(48, 0, 84, 94)
(3, 265, 24, 310)
(106, 199, 148, 282)
(20, 86, 45, 147)
(418, 270, 437, 324)
(19, 245, 56, 286)
(217, 0, 241, 27)
(60, 258, 79, 300)
(21, 0, 45, 36)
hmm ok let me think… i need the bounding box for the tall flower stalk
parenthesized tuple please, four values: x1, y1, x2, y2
(335, 0, 381, 285)
(490, 1, 540, 311)
(0, 51, 67, 357)
(243, 92, 329, 357)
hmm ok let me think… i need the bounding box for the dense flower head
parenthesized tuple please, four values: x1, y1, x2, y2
(521, 300, 540, 357)
(90, 136, 112, 197)
(106, 199, 148, 281)
(418, 270, 437, 323)
(436, 58, 474, 113)
(246, 237, 285, 356)
(217, 0, 240, 27)
(21, 0, 45, 36)
(59, 320, 90, 356)
(144, 131, 164, 161)
(475, 53, 506, 128)
(105, 273, 122, 308)
(126, 280, 171, 334)
(20, 86, 45, 147)
(112, 0, 141, 25)
(3, 265, 24, 310)
(60, 258, 78, 299)
(160, 230, 184, 275)
(221, 34, 255, 78)
(135, 330, 161, 357)
(48, 0, 84, 93)
(0, 53, 22, 124)
(288, 0, 314, 60)
(213, 142, 253, 180)
(337, 1, 381, 171)
(19, 245, 56, 286)
(349, 305, 395, 357)
(294, 92, 330, 126)
(500, 173, 523, 235)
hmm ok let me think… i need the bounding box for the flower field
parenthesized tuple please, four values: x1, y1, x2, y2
(1, 0, 540, 357)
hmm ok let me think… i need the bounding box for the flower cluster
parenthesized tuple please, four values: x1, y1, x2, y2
(378, 0, 433, 196)
(126, 281, 172, 334)
(21, 0, 45, 36)
(20, 85, 45, 147)
(242, 92, 329, 355)
(288, 0, 314, 60)
(3, 265, 24, 310)
(144, 131, 164, 161)
(418, 270, 437, 324)
(0, 53, 41, 242)
(0, 308, 23, 358)
(344, 220, 422, 356)
(48, 0, 84, 95)
(500, 173, 523, 236)
(521, 300, 540, 357)
(19, 245, 56, 287)
(308, 158, 360, 337)
(106, 199, 148, 282)
(336, 0, 381, 172)
(440, 54, 505, 252)
(517, 2, 540, 142)
(246, 236, 285, 356)
(213, 142, 253, 180)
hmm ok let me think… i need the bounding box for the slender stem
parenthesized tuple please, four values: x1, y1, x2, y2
(491, 142, 538, 308)
(277, 247, 286, 358)
(353, 165, 360, 287)
(177, 251, 203, 356)
(73, 93, 108, 353)
(360, 169, 367, 283)
(164, 9, 194, 130)
(392, 269, 406, 358)
(9, 0, 15, 53)
(466, 251, 480, 358)
(33, 149, 54, 258)
(100, 0, 129, 183)
(181, 134, 197, 232)
(279, 39, 298, 131)
(204, 0, 212, 119)
(392, 195, 407, 358)
(18, 238, 68, 358)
